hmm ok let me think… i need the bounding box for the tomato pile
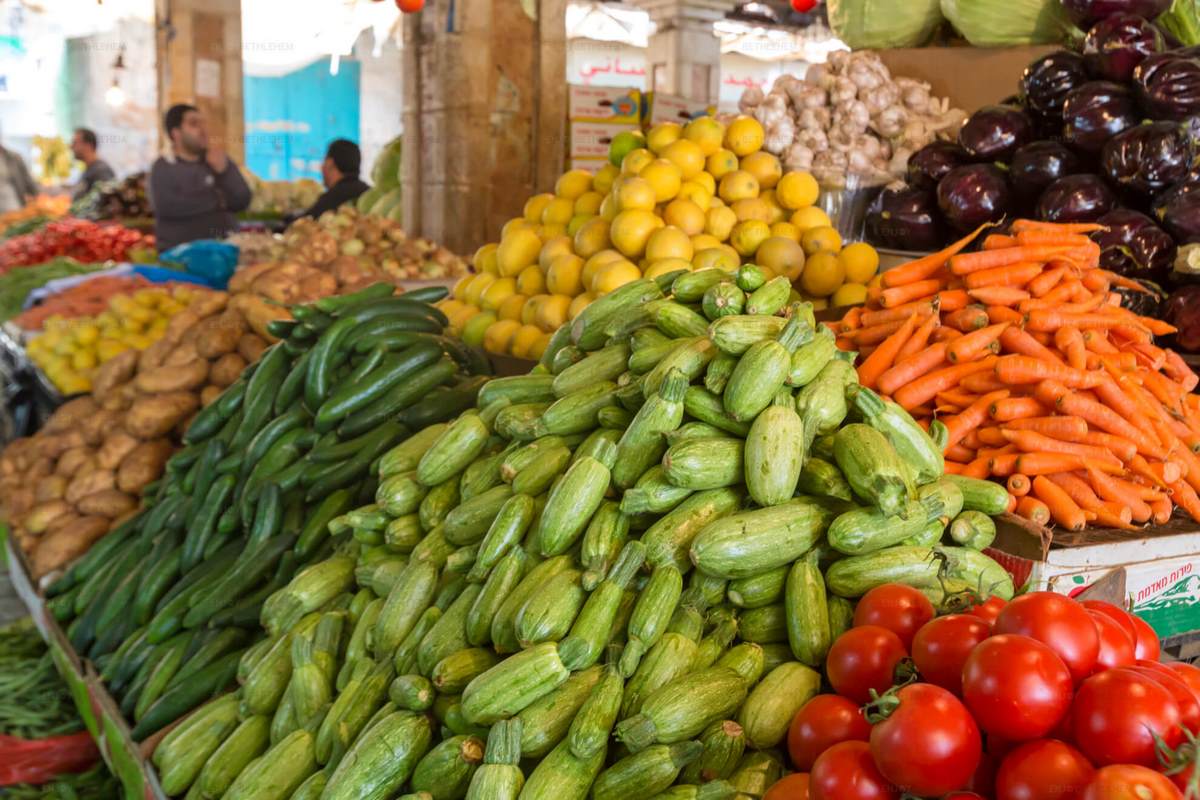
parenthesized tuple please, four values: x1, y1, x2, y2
(0, 218, 154, 272)
(764, 586, 1197, 800)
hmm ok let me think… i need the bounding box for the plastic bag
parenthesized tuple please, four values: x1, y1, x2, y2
(158, 240, 239, 289)
(0, 733, 99, 786)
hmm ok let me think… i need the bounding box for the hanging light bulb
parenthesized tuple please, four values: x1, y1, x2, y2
(105, 46, 127, 107)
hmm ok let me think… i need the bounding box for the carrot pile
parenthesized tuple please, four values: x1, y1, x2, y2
(832, 219, 1200, 532)
(13, 275, 155, 329)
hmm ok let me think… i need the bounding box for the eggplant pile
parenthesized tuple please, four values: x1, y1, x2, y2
(866, 0, 1200, 298)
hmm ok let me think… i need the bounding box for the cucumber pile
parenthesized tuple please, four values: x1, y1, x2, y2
(119, 265, 1018, 800)
(39, 284, 491, 750)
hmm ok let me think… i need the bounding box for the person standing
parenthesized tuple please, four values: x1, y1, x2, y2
(70, 128, 116, 200)
(0, 138, 37, 214)
(148, 104, 252, 251)
(294, 139, 371, 220)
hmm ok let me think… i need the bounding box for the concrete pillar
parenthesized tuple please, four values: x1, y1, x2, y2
(401, 0, 567, 255)
(635, 0, 725, 105)
(154, 0, 245, 163)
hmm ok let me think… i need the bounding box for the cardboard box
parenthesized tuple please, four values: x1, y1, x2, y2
(875, 45, 1058, 112)
(568, 85, 643, 125)
(567, 157, 611, 174)
(569, 121, 638, 161)
(646, 92, 717, 126)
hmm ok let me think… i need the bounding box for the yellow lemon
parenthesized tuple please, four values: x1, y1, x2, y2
(497, 228, 543, 276)
(809, 297, 829, 311)
(645, 226, 694, 262)
(791, 206, 832, 231)
(662, 139, 706, 178)
(575, 191, 604, 216)
(511, 323, 544, 359)
(645, 258, 693, 280)
(573, 217, 612, 259)
(839, 242, 881, 284)
(760, 190, 787, 223)
(741, 151, 782, 189)
(452, 273, 474, 301)
(799, 251, 845, 297)
(555, 169, 593, 200)
(776, 171, 820, 210)
(567, 214, 592, 237)
(831, 282, 869, 308)
(639, 159, 683, 202)
(474, 243, 499, 275)
(599, 193, 618, 222)
(621, 147, 654, 176)
(498, 293, 530, 321)
(502, 217, 535, 239)
(770, 221, 801, 241)
(705, 206, 738, 241)
(691, 233, 722, 252)
(547, 253, 586, 296)
(593, 164, 620, 193)
(484, 319, 522, 354)
(724, 116, 765, 156)
(755, 236, 807, 282)
(536, 294, 572, 332)
(464, 272, 496, 306)
(522, 295, 547, 325)
(529, 332, 553, 360)
(730, 220, 771, 258)
(592, 260, 642, 294)
(540, 223, 568, 240)
(517, 264, 547, 296)
(569, 292, 595, 320)
(801, 226, 843, 256)
(731, 198, 773, 223)
(677, 181, 713, 210)
(616, 177, 657, 211)
(646, 122, 683, 154)
(462, 310, 498, 347)
(694, 246, 740, 273)
(706, 148, 739, 180)
(582, 249, 624, 290)
(611, 209, 663, 258)
(684, 116, 725, 156)
(691, 171, 716, 196)
(524, 193, 555, 223)
(719, 170, 759, 203)
(541, 197, 575, 226)
(480, 276, 518, 311)
(663, 199, 706, 236)
(539, 235, 574, 271)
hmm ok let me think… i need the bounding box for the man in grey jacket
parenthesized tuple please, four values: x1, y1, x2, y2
(148, 104, 252, 251)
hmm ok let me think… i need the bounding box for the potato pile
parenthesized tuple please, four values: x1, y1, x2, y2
(1, 290, 274, 577)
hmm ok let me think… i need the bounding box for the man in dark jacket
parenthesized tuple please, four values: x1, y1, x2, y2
(296, 139, 371, 220)
(148, 104, 252, 251)
(70, 128, 115, 199)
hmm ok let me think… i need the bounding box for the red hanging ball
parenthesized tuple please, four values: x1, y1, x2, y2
(396, 0, 425, 11)
(790, 0, 818, 11)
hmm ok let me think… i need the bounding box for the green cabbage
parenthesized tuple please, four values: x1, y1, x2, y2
(941, 0, 1071, 46)
(1161, 0, 1200, 46)
(827, 0, 943, 48)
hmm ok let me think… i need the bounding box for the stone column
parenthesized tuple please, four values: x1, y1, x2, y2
(634, 0, 725, 105)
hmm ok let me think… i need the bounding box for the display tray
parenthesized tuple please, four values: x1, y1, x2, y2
(2, 529, 169, 800)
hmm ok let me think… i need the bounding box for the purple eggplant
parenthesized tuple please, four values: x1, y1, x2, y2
(1035, 174, 1117, 222)
(1061, 0, 1172, 26)
(1093, 208, 1176, 283)
(865, 186, 946, 251)
(1020, 51, 1091, 121)
(958, 106, 1036, 162)
(1083, 14, 1166, 83)
(1164, 285, 1200, 352)
(1062, 81, 1141, 154)
(1153, 181, 1200, 242)
(1011, 141, 1085, 205)
(1134, 52, 1200, 121)
(937, 164, 1011, 233)
(906, 141, 973, 192)
(1100, 121, 1193, 197)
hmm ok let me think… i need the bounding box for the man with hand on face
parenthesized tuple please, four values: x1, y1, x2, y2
(148, 103, 252, 251)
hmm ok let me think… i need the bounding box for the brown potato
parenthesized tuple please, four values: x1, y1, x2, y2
(136, 359, 209, 394)
(117, 438, 174, 494)
(299, 271, 338, 300)
(137, 336, 175, 374)
(187, 290, 227, 319)
(97, 432, 141, 470)
(24, 500, 72, 533)
(229, 262, 276, 293)
(76, 489, 137, 518)
(163, 341, 202, 368)
(31, 516, 111, 578)
(55, 446, 92, 478)
(44, 396, 100, 433)
(65, 469, 115, 505)
(236, 335, 267, 364)
(34, 475, 67, 503)
(80, 408, 121, 447)
(29, 457, 53, 481)
(210, 352, 248, 387)
(229, 294, 289, 341)
(91, 350, 139, 402)
(6, 487, 34, 518)
(124, 392, 199, 439)
(194, 311, 247, 359)
(200, 385, 222, 407)
(100, 386, 132, 412)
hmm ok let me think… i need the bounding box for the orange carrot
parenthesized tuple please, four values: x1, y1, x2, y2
(1028, 264, 1070, 297)
(1138, 456, 1181, 487)
(1016, 496, 1051, 526)
(1046, 472, 1135, 529)
(1010, 220, 1106, 234)
(1077, 430, 1137, 462)
(999, 326, 1066, 365)
(943, 390, 1010, 450)
(982, 233, 1020, 250)
(950, 246, 1074, 276)
(857, 313, 921, 390)
(1007, 474, 1031, 497)
(937, 389, 983, 409)
(853, 318, 909, 347)
(945, 306, 991, 332)
(1026, 308, 1150, 333)
(989, 397, 1046, 422)
(878, 343, 949, 396)
(995, 356, 1103, 389)
(969, 287, 1031, 305)
(1055, 326, 1087, 371)
(1015, 452, 1121, 476)
(1087, 466, 1151, 523)
(987, 305, 1026, 325)
(946, 443, 977, 463)
(896, 313, 940, 362)
(964, 262, 1045, 290)
(947, 322, 1009, 364)
(1033, 380, 1145, 445)
(962, 458, 991, 479)
(936, 290, 972, 312)
(1032, 475, 1088, 530)
(976, 427, 1009, 447)
(1006, 415, 1089, 441)
(1002, 429, 1122, 468)
(943, 461, 967, 475)
(883, 222, 993, 288)
(960, 371, 1010, 394)
(1164, 350, 1200, 392)
(861, 301, 938, 328)
(880, 279, 944, 309)
(1150, 496, 1173, 525)
(989, 452, 1021, 477)
(1171, 479, 1200, 523)
(932, 327, 963, 342)
(839, 306, 864, 333)
(893, 357, 998, 411)
(1014, 230, 1094, 248)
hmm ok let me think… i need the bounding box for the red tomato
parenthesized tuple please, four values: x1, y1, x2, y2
(968, 750, 1000, 797)
(1128, 612, 1162, 661)
(787, 694, 872, 771)
(1129, 662, 1200, 733)
(962, 635, 1074, 742)
(852, 584, 935, 649)
(870, 683, 982, 796)
(993, 739, 1095, 800)
(1080, 600, 1137, 644)
(1170, 662, 1200, 700)
(764, 772, 810, 800)
(809, 741, 900, 800)
(1071, 668, 1183, 767)
(1087, 610, 1135, 671)
(826, 626, 908, 704)
(911, 614, 991, 695)
(969, 595, 1008, 625)
(1082, 765, 1183, 800)
(994, 592, 1100, 683)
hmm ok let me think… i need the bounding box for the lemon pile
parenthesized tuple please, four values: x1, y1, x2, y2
(440, 116, 881, 359)
(27, 286, 196, 395)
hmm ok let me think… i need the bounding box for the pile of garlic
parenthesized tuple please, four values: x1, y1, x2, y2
(737, 51, 967, 189)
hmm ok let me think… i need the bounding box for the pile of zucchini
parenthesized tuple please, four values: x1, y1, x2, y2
(128, 266, 1016, 800)
(39, 283, 490, 749)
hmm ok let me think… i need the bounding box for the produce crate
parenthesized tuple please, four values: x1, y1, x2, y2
(1, 527, 169, 800)
(987, 513, 1200, 650)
